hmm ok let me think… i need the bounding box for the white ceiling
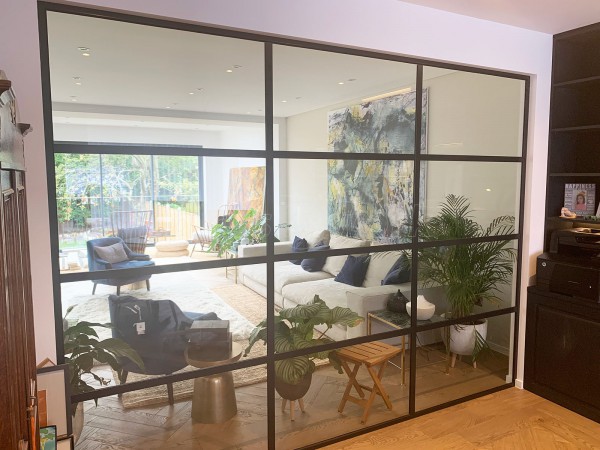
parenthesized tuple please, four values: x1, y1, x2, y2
(47, 3, 600, 127)
(399, 0, 600, 34)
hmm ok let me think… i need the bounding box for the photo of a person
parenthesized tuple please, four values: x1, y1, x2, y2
(574, 191, 587, 211)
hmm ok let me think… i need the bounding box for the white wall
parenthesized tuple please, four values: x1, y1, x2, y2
(0, 0, 551, 387)
(286, 70, 524, 234)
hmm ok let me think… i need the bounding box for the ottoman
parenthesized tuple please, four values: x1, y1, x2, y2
(154, 240, 189, 257)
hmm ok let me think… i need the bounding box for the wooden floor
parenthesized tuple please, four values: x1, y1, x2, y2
(77, 344, 511, 449)
(73, 252, 598, 449)
(324, 388, 600, 450)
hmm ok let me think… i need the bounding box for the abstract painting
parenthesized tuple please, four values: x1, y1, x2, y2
(227, 166, 266, 217)
(327, 90, 427, 243)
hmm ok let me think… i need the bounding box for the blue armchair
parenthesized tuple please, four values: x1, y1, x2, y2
(87, 237, 155, 295)
(108, 295, 219, 404)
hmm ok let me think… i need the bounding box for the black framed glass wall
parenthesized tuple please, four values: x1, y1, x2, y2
(40, 3, 528, 449)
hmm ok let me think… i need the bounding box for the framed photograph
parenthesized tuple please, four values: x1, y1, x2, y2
(39, 425, 56, 450)
(37, 365, 72, 438)
(564, 183, 596, 215)
(57, 436, 74, 450)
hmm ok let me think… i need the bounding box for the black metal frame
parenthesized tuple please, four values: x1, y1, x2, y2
(38, 2, 529, 449)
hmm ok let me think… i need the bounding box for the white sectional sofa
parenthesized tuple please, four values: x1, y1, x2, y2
(238, 234, 445, 341)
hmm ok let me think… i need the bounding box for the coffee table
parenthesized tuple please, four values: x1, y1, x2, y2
(185, 341, 243, 423)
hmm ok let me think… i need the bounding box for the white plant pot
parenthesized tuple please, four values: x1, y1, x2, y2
(449, 319, 488, 356)
(406, 295, 436, 320)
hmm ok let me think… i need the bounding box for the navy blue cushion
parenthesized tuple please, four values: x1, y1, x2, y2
(290, 236, 309, 265)
(335, 255, 371, 287)
(382, 254, 411, 285)
(301, 243, 329, 272)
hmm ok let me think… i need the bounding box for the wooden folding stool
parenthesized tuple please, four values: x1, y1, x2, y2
(335, 341, 402, 424)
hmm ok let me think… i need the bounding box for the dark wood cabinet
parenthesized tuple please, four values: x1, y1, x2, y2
(545, 23, 600, 250)
(0, 71, 37, 449)
(525, 287, 600, 423)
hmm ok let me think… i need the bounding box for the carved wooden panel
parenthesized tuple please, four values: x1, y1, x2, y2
(0, 71, 36, 449)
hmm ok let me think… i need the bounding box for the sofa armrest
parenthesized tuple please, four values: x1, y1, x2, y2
(346, 290, 396, 339)
(238, 241, 293, 258)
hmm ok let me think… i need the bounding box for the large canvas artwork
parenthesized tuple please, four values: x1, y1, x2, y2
(327, 90, 427, 243)
(227, 166, 266, 216)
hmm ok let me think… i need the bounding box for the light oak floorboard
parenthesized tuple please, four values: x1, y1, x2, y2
(323, 388, 600, 450)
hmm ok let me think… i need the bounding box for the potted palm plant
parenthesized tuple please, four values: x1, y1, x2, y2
(63, 305, 144, 442)
(244, 295, 363, 401)
(417, 194, 515, 367)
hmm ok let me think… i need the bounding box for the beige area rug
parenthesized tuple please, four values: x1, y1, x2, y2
(117, 284, 269, 409)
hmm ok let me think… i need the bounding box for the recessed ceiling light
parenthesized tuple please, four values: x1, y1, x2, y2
(75, 82, 82, 86)
(485, 188, 492, 192)
(226, 69, 233, 73)
(165, 106, 171, 109)
(82, 53, 90, 57)
(338, 82, 345, 85)
(281, 100, 287, 103)
(189, 92, 194, 95)
(70, 97, 77, 102)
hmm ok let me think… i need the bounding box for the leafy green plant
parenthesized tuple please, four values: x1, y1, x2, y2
(416, 194, 515, 362)
(244, 295, 363, 385)
(208, 208, 267, 256)
(63, 306, 144, 397)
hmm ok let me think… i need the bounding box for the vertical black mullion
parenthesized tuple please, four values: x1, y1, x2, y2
(38, 4, 65, 364)
(409, 64, 424, 415)
(198, 156, 204, 226)
(264, 42, 276, 450)
(512, 78, 530, 385)
(99, 154, 105, 236)
(150, 154, 156, 231)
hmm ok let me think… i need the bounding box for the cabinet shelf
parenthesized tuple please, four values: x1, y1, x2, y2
(554, 75, 600, 87)
(549, 173, 600, 177)
(551, 125, 600, 132)
(546, 216, 600, 225)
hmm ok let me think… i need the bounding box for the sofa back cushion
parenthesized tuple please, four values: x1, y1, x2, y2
(304, 229, 331, 247)
(322, 235, 371, 277)
(363, 251, 404, 287)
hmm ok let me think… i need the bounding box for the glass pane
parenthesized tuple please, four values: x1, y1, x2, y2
(77, 365, 268, 448)
(279, 158, 416, 245)
(423, 67, 525, 157)
(153, 155, 202, 239)
(420, 161, 521, 240)
(55, 153, 103, 252)
(415, 240, 518, 326)
(274, 45, 419, 153)
(415, 313, 514, 411)
(274, 341, 409, 448)
(47, 12, 265, 150)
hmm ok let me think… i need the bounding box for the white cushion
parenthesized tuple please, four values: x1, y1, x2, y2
(363, 251, 402, 287)
(305, 230, 331, 247)
(321, 235, 371, 277)
(94, 242, 128, 263)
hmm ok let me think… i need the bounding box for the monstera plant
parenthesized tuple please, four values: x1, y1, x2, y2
(244, 295, 363, 399)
